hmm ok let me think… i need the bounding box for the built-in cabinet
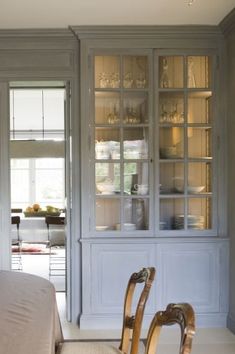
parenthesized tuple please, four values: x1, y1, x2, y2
(76, 26, 228, 329)
(221, 7, 235, 334)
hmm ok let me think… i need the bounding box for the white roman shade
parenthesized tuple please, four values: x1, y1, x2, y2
(10, 140, 65, 158)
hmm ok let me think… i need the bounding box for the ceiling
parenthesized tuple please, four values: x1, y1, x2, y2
(0, 0, 235, 29)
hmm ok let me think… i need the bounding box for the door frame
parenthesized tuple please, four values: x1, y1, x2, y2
(0, 81, 11, 270)
(0, 79, 81, 323)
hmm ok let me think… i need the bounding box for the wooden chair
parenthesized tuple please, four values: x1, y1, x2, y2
(45, 216, 66, 278)
(57, 267, 156, 354)
(145, 303, 195, 354)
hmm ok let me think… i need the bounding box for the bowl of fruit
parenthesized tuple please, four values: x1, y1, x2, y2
(24, 204, 61, 217)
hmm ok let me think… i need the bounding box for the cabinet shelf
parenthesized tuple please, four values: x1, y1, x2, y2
(159, 192, 212, 198)
(95, 124, 149, 128)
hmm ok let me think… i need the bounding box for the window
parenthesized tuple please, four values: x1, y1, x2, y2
(11, 158, 64, 210)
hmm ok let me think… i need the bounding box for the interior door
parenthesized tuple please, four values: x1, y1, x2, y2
(0, 82, 11, 270)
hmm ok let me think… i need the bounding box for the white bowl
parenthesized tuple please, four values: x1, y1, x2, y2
(187, 186, 205, 193)
(115, 223, 136, 231)
(124, 223, 136, 231)
(175, 185, 205, 193)
(97, 183, 115, 194)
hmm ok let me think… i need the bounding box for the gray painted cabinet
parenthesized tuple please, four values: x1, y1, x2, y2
(73, 26, 229, 329)
(220, 8, 235, 334)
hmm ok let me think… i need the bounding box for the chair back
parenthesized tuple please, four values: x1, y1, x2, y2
(11, 208, 23, 213)
(11, 216, 20, 229)
(119, 267, 155, 354)
(145, 303, 195, 354)
(45, 216, 66, 246)
(11, 215, 21, 243)
(45, 216, 65, 227)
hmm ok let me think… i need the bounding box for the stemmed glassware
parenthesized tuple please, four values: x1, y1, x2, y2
(160, 57, 170, 88)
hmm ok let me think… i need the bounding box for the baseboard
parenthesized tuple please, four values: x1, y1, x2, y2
(227, 313, 235, 334)
(79, 312, 228, 330)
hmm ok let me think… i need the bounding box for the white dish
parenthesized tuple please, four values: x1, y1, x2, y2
(101, 191, 115, 195)
(96, 225, 109, 231)
(124, 223, 136, 231)
(115, 223, 136, 231)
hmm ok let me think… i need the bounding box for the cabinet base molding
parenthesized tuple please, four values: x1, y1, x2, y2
(227, 313, 235, 334)
(79, 312, 228, 330)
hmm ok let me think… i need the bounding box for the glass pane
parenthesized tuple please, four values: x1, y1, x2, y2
(123, 198, 149, 230)
(123, 56, 148, 89)
(43, 89, 65, 130)
(159, 92, 184, 124)
(188, 127, 212, 158)
(96, 163, 120, 194)
(35, 158, 64, 168)
(159, 127, 184, 159)
(35, 169, 64, 206)
(10, 90, 43, 131)
(188, 198, 212, 229)
(124, 162, 148, 195)
(11, 159, 29, 168)
(159, 56, 183, 88)
(10, 88, 64, 140)
(160, 162, 184, 194)
(95, 56, 120, 89)
(188, 162, 212, 193)
(11, 170, 29, 204)
(96, 198, 120, 230)
(123, 92, 148, 124)
(188, 92, 212, 124)
(95, 92, 120, 125)
(123, 128, 148, 159)
(95, 128, 120, 160)
(160, 198, 184, 230)
(187, 56, 211, 89)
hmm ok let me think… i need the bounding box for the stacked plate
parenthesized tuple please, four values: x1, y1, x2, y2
(96, 225, 109, 231)
(115, 223, 136, 231)
(174, 214, 205, 230)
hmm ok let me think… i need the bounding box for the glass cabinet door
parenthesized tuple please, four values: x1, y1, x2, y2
(94, 54, 151, 233)
(158, 54, 213, 232)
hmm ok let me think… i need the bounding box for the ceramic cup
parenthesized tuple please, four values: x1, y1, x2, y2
(134, 184, 148, 195)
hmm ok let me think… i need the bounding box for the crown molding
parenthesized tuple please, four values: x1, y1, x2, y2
(0, 28, 74, 39)
(220, 7, 235, 37)
(70, 25, 222, 40)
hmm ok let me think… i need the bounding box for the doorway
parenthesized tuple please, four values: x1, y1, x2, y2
(9, 81, 69, 294)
